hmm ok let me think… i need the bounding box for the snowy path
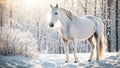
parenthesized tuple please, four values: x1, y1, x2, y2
(0, 53, 120, 68)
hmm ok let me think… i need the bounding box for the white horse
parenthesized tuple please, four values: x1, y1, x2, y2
(49, 4, 105, 63)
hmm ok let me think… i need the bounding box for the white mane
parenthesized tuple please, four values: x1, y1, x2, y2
(60, 8, 77, 21)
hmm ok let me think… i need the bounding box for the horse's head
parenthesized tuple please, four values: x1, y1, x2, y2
(49, 4, 59, 27)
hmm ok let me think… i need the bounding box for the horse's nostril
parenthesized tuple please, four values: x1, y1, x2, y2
(49, 23, 54, 27)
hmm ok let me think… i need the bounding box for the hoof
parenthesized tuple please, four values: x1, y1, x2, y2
(74, 61, 78, 63)
(65, 61, 68, 63)
(88, 60, 91, 62)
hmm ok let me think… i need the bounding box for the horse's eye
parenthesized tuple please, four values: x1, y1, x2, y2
(55, 12, 57, 15)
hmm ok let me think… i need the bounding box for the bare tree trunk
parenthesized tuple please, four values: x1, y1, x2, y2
(118, 0, 120, 51)
(85, 0, 88, 15)
(101, 0, 107, 37)
(10, 0, 13, 28)
(115, 0, 118, 52)
(0, 0, 4, 31)
(101, 0, 104, 20)
(37, 22, 40, 51)
(0, 2, 2, 28)
(71, 0, 74, 10)
(107, 0, 112, 52)
(94, 0, 97, 16)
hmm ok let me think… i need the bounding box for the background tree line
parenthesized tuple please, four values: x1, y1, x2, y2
(0, 0, 120, 56)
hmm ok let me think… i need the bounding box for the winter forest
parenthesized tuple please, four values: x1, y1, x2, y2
(0, 0, 120, 68)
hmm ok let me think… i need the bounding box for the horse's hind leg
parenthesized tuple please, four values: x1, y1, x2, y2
(88, 36, 95, 62)
(63, 38, 69, 62)
(94, 32, 101, 61)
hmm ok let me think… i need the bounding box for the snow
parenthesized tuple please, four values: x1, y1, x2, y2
(0, 53, 120, 68)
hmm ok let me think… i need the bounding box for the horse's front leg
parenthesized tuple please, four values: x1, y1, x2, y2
(72, 38, 78, 63)
(63, 38, 69, 62)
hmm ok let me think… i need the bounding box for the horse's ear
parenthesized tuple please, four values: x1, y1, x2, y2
(56, 4, 58, 8)
(50, 4, 53, 8)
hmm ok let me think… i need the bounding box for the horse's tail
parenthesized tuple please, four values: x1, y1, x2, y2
(98, 33, 105, 60)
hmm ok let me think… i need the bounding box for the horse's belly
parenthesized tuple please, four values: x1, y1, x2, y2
(76, 22, 96, 40)
(77, 30, 94, 40)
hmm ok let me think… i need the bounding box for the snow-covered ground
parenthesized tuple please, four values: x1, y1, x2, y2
(0, 53, 120, 68)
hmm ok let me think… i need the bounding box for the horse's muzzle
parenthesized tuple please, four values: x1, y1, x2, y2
(49, 23, 54, 27)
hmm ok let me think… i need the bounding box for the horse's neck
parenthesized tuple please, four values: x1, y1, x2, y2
(59, 9, 71, 32)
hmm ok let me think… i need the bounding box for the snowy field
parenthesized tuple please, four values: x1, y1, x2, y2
(0, 53, 120, 68)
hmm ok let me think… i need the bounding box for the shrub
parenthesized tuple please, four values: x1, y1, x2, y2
(0, 24, 38, 57)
